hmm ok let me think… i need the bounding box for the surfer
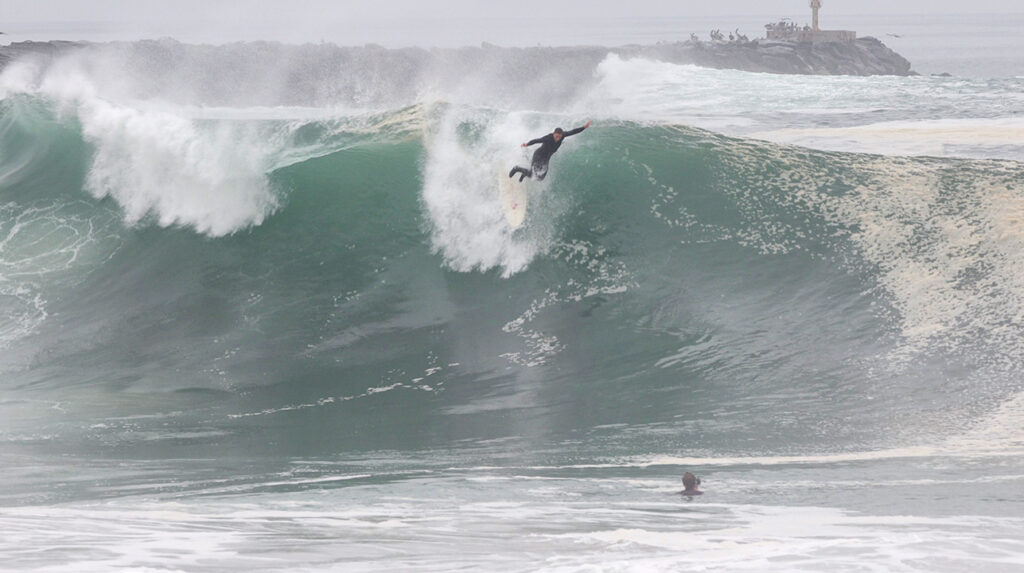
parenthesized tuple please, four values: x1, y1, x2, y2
(508, 121, 591, 182)
(681, 472, 703, 497)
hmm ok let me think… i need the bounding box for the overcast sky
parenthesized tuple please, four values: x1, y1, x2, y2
(3, 0, 1022, 23)
(3, 0, 1020, 48)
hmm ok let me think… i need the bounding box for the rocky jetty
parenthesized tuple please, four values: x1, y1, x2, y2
(622, 36, 914, 76)
(0, 36, 914, 79)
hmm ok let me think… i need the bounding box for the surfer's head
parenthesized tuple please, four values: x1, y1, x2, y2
(553, 127, 564, 141)
(682, 472, 701, 491)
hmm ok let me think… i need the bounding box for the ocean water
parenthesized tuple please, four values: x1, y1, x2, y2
(1, 13, 1024, 573)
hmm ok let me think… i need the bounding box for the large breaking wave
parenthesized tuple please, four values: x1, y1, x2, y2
(1, 40, 1022, 461)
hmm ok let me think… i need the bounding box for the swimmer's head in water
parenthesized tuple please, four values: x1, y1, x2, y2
(682, 472, 701, 490)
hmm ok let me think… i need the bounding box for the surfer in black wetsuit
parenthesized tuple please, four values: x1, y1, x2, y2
(509, 121, 591, 182)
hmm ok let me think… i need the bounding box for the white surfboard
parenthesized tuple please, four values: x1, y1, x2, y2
(498, 170, 528, 228)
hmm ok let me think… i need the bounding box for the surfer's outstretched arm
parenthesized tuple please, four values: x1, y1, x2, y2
(522, 137, 545, 147)
(562, 121, 592, 138)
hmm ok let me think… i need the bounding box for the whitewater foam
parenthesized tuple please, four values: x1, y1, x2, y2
(751, 117, 1024, 161)
(0, 200, 122, 349)
(836, 158, 1024, 369)
(2, 50, 315, 236)
(589, 54, 1024, 160)
(78, 98, 280, 236)
(420, 106, 555, 276)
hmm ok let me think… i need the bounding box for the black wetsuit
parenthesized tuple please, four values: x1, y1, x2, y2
(509, 124, 587, 182)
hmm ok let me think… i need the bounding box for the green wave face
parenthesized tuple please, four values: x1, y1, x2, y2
(2, 88, 1022, 461)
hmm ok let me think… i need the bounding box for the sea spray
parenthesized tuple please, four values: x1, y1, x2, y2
(2, 53, 284, 236)
(78, 98, 279, 236)
(421, 105, 549, 275)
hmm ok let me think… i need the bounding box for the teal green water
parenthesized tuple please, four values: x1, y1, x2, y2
(1, 40, 1023, 572)
(3, 96, 1020, 457)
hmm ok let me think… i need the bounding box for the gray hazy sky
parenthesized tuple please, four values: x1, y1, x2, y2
(3, 0, 1020, 48)
(2, 0, 1022, 22)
